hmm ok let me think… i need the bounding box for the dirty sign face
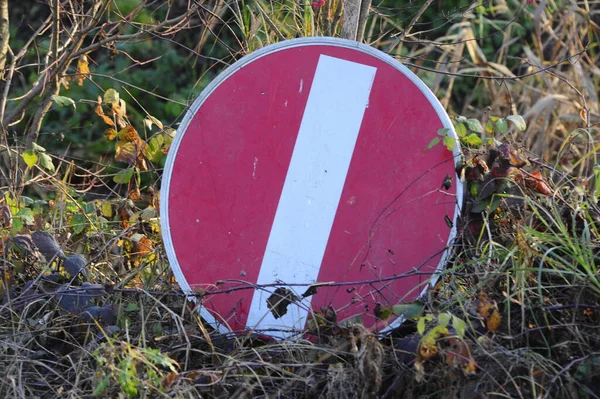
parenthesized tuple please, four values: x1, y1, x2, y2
(161, 38, 462, 337)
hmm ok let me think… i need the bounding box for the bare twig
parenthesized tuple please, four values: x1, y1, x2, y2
(0, 0, 9, 73)
(356, 0, 372, 42)
(342, 0, 361, 40)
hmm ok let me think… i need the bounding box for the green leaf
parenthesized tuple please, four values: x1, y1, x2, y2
(592, 165, 600, 200)
(70, 213, 88, 235)
(100, 202, 113, 218)
(104, 88, 120, 106)
(93, 374, 111, 396)
(391, 303, 425, 320)
(338, 313, 363, 327)
(19, 196, 34, 206)
(65, 200, 79, 213)
(483, 137, 500, 146)
(455, 123, 467, 138)
(146, 135, 164, 162)
(31, 142, 46, 152)
(438, 312, 451, 328)
(466, 118, 483, 134)
(16, 208, 34, 224)
(464, 133, 483, 146)
(376, 306, 394, 320)
(32, 199, 48, 211)
(470, 200, 486, 214)
(82, 202, 96, 215)
(4, 192, 15, 207)
(437, 127, 450, 137)
(489, 116, 499, 122)
(11, 217, 23, 233)
(152, 323, 164, 336)
(485, 121, 494, 134)
(39, 153, 55, 172)
(143, 348, 178, 371)
(426, 137, 440, 150)
(113, 168, 134, 184)
(470, 182, 480, 197)
(164, 128, 176, 138)
(496, 118, 508, 134)
(471, 195, 503, 214)
(417, 316, 427, 335)
(507, 115, 526, 131)
(455, 115, 467, 123)
(488, 196, 503, 213)
(452, 315, 467, 338)
(443, 135, 456, 151)
(51, 94, 76, 109)
(125, 303, 139, 312)
(21, 150, 38, 168)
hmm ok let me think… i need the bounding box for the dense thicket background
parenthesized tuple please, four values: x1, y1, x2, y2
(0, 0, 599, 397)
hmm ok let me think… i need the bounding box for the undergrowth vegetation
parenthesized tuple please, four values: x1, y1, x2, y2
(0, 0, 599, 397)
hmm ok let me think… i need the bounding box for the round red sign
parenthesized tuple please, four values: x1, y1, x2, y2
(161, 38, 462, 337)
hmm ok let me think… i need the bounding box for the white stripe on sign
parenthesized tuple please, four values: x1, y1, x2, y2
(246, 55, 377, 336)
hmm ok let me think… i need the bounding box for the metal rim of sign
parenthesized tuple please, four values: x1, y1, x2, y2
(160, 37, 464, 335)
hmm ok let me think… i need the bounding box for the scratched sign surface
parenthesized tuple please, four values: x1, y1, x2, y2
(161, 38, 462, 337)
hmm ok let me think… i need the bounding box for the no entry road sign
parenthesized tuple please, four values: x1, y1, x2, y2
(161, 37, 463, 337)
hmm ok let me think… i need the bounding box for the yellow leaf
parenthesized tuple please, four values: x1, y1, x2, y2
(111, 103, 122, 117)
(477, 291, 502, 332)
(464, 359, 477, 375)
(104, 128, 117, 141)
(75, 55, 90, 86)
(580, 108, 588, 125)
(112, 100, 128, 128)
(418, 325, 448, 360)
(100, 202, 113, 218)
(419, 341, 438, 360)
(115, 141, 138, 164)
(486, 309, 501, 332)
(104, 88, 120, 106)
(100, 114, 115, 126)
(132, 236, 153, 266)
(94, 103, 103, 117)
(117, 125, 140, 142)
(128, 186, 141, 201)
(477, 301, 493, 319)
(95, 103, 115, 127)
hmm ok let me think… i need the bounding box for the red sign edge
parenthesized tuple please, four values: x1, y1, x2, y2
(160, 37, 465, 335)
